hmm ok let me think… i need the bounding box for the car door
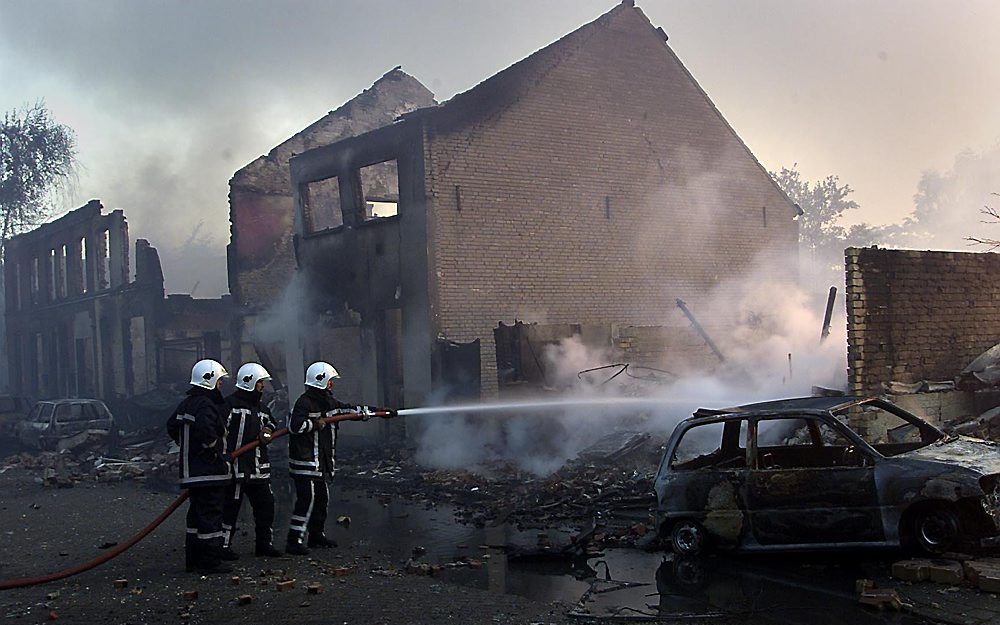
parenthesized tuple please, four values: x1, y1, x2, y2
(745, 414, 883, 547)
(659, 418, 750, 548)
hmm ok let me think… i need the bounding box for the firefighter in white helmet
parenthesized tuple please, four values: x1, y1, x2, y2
(219, 363, 282, 559)
(285, 362, 390, 554)
(166, 359, 233, 574)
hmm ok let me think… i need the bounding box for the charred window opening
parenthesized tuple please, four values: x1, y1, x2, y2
(29, 257, 39, 305)
(360, 159, 399, 220)
(58, 244, 68, 298)
(303, 176, 343, 233)
(48, 249, 57, 302)
(79, 237, 89, 293)
(34, 333, 44, 396)
(99, 230, 111, 290)
(754, 416, 862, 469)
(671, 420, 747, 470)
(494, 320, 550, 392)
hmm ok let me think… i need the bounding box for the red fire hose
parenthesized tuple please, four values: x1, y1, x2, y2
(0, 411, 391, 590)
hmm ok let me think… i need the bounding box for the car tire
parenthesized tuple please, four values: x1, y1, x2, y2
(911, 506, 960, 555)
(670, 520, 707, 556)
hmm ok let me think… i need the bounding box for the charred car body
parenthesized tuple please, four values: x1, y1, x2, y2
(17, 399, 116, 452)
(654, 396, 1000, 555)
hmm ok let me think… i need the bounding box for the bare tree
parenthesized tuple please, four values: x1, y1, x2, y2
(0, 101, 77, 260)
(967, 193, 1000, 250)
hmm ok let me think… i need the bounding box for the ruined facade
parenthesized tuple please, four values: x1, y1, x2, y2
(227, 68, 436, 398)
(282, 3, 798, 410)
(4, 200, 232, 404)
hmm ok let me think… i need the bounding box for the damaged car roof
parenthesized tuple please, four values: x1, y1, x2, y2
(693, 395, 863, 417)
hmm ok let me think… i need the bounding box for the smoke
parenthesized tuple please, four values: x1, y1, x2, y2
(413, 259, 847, 476)
(905, 143, 1000, 250)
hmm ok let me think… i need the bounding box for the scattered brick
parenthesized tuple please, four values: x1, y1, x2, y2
(892, 559, 932, 582)
(928, 561, 964, 585)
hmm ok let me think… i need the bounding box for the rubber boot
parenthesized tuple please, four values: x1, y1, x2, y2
(307, 534, 337, 548)
(285, 535, 310, 556)
(255, 542, 283, 557)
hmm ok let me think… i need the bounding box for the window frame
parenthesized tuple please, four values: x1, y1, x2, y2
(750, 413, 876, 471)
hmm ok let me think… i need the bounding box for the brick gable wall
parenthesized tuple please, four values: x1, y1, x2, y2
(423, 7, 798, 396)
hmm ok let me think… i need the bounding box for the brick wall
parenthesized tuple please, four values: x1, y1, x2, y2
(846, 247, 1000, 397)
(424, 5, 798, 396)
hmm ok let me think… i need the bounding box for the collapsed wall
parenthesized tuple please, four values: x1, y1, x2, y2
(846, 247, 1000, 434)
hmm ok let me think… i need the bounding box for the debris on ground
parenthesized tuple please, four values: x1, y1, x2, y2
(858, 586, 903, 611)
(892, 556, 1000, 594)
(0, 444, 178, 486)
(339, 430, 663, 549)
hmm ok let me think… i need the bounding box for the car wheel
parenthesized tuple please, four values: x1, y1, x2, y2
(671, 520, 707, 556)
(912, 507, 960, 555)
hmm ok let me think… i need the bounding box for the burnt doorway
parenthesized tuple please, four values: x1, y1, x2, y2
(376, 309, 405, 409)
(436, 338, 481, 402)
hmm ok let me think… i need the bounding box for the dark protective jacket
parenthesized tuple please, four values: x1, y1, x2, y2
(225, 388, 278, 482)
(166, 386, 232, 488)
(287, 386, 354, 479)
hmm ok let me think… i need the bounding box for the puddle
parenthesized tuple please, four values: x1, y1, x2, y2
(256, 484, 934, 623)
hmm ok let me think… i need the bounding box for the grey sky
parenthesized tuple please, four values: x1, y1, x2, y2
(2, 0, 999, 295)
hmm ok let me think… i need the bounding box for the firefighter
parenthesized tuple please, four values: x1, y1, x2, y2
(220, 363, 282, 559)
(285, 362, 379, 555)
(166, 359, 233, 574)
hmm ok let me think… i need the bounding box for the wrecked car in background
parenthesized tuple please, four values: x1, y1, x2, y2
(654, 396, 1000, 555)
(17, 399, 116, 452)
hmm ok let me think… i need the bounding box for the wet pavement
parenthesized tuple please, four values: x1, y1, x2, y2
(243, 482, 937, 623)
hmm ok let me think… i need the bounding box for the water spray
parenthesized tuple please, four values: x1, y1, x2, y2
(395, 396, 700, 417)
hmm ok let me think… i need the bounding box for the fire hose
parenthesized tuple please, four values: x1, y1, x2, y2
(0, 410, 395, 590)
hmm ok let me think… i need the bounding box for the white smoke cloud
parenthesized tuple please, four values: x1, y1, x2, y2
(412, 261, 847, 475)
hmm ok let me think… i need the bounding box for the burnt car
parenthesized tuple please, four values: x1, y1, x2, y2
(17, 399, 116, 451)
(654, 396, 1000, 555)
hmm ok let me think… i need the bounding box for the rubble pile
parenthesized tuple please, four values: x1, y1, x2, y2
(893, 556, 1000, 594)
(0, 445, 178, 487)
(342, 431, 666, 548)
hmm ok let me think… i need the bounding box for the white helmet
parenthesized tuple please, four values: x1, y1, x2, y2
(305, 362, 340, 389)
(235, 362, 271, 391)
(190, 359, 228, 389)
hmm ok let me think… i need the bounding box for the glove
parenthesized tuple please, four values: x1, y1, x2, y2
(259, 428, 273, 445)
(312, 418, 325, 431)
(358, 406, 374, 421)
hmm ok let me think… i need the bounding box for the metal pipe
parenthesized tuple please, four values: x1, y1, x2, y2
(820, 286, 837, 343)
(676, 299, 725, 363)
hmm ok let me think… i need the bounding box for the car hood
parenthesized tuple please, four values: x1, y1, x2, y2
(897, 436, 1000, 475)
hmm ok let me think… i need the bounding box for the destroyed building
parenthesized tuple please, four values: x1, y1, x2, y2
(846, 246, 1000, 438)
(3, 200, 232, 405)
(228, 67, 437, 400)
(229, 2, 799, 415)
